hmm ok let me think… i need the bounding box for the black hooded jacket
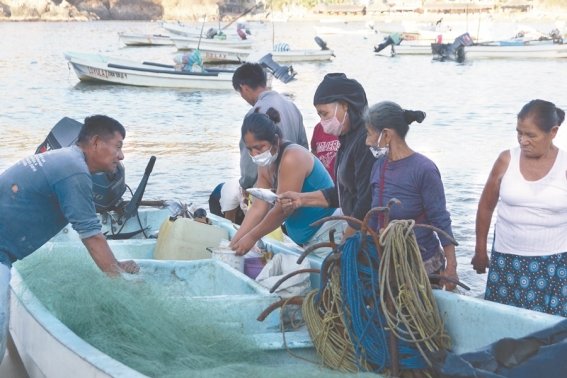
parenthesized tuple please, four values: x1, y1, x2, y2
(313, 73, 374, 225)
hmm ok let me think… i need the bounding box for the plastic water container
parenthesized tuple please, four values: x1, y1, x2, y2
(244, 257, 265, 279)
(210, 241, 244, 272)
(154, 217, 228, 260)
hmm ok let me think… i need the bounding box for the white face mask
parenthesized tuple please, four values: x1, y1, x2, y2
(369, 130, 389, 158)
(250, 146, 278, 166)
(320, 104, 348, 136)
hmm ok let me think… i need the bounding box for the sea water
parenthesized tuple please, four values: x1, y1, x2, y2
(1, 19, 567, 297)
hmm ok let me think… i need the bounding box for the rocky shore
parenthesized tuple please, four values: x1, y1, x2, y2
(0, 0, 565, 24)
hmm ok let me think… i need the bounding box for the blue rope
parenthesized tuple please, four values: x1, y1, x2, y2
(338, 232, 427, 372)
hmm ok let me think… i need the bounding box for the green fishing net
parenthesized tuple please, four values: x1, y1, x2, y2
(14, 246, 369, 378)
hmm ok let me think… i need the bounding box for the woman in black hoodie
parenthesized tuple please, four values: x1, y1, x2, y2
(279, 73, 374, 242)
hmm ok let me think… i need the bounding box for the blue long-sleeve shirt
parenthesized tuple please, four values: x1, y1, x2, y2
(0, 146, 101, 267)
(370, 153, 454, 261)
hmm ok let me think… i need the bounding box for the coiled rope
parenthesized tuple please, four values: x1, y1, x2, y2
(302, 269, 371, 372)
(379, 220, 451, 366)
(340, 231, 426, 372)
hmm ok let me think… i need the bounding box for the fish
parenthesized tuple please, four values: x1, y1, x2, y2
(246, 188, 278, 204)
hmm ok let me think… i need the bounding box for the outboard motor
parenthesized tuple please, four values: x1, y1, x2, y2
(314, 36, 335, 57)
(258, 53, 296, 84)
(206, 27, 218, 39)
(35, 117, 155, 220)
(432, 33, 474, 63)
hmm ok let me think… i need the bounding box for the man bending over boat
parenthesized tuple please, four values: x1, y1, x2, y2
(0, 115, 139, 362)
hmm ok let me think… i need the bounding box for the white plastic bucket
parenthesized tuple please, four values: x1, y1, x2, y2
(210, 247, 244, 272)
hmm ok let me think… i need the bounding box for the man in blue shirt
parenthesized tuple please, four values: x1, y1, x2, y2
(0, 115, 139, 362)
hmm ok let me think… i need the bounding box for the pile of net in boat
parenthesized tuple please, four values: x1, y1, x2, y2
(15, 246, 372, 378)
(301, 213, 452, 377)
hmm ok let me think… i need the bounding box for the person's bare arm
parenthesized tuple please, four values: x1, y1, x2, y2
(472, 150, 510, 274)
(82, 234, 138, 275)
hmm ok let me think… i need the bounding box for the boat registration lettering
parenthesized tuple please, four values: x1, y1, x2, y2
(87, 67, 127, 79)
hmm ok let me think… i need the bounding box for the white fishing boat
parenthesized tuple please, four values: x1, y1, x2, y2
(271, 49, 334, 62)
(118, 32, 174, 46)
(171, 35, 254, 50)
(270, 37, 335, 63)
(64, 51, 235, 90)
(161, 21, 206, 37)
(6, 206, 565, 378)
(173, 43, 251, 64)
(464, 41, 567, 59)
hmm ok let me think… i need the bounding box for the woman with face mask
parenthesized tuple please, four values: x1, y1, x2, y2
(364, 101, 458, 290)
(278, 73, 374, 242)
(229, 108, 336, 255)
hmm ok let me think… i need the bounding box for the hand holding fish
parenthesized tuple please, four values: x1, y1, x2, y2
(277, 191, 302, 216)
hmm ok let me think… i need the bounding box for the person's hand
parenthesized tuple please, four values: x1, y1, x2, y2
(471, 250, 489, 274)
(118, 260, 139, 274)
(231, 234, 256, 256)
(439, 265, 458, 291)
(277, 191, 302, 216)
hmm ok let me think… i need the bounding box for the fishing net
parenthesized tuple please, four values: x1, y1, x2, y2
(14, 246, 371, 378)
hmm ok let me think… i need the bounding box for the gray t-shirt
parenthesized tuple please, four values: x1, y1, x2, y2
(239, 90, 308, 189)
(0, 146, 101, 266)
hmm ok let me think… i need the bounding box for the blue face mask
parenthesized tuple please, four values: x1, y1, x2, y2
(369, 131, 389, 158)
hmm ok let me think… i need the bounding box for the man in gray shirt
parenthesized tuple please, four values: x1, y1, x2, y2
(232, 62, 308, 190)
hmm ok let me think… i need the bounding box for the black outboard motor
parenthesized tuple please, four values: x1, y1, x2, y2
(314, 36, 335, 57)
(258, 53, 296, 84)
(432, 33, 474, 63)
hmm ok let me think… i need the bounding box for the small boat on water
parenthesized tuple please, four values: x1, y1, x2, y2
(64, 51, 296, 89)
(173, 43, 251, 64)
(171, 35, 254, 50)
(432, 32, 567, 61)
(7, 205, 565, 377)
(270, 37, 335, 63)
(64, 51, 235, 90)
(118, 32, 174, 46)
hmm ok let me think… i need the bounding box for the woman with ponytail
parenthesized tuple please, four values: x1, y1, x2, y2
(365, 101, 459, 290)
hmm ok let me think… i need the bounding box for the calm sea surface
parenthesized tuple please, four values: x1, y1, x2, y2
(1, 20, 566, 296)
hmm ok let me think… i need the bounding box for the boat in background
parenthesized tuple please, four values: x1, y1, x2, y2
(64, 51, 236, 90)
(172, 42, 251, 63)
(170, 35, 254, 50)
(8, 211, 565, 378)
(118, 32, 174, 46)
(271, 36, 335, 63)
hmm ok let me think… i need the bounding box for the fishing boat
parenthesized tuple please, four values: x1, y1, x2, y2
(118, 32, 174, 46)
(464, 41, 567, 59)
(64, 51, 235, 90)
(170, 35, 254, 50)
(6, 206, 565, 378)
(270, 37, 335, 63)
(173, 43, 251, 64)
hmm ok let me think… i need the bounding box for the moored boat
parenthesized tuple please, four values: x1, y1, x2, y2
(64, 51, 235, 90)
(7, 207, 565, 377)
(464, 41, 567, 59)
(171, 35, 254, 50)
(118, 32, 174, 46)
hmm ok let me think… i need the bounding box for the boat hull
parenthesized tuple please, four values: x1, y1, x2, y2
(171, 36, 253, 50)
(65, 52, 234, 90)
(8, 212, 565, 377)
(465, 43, 567, 58)
(271, 49, 334, 62)
(118, 33, 173, 46)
